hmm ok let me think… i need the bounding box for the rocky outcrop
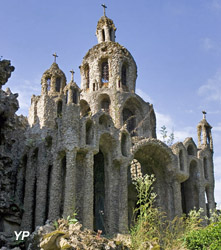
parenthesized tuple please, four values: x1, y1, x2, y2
(27, 219, 131, 250)
(0, 60, 27, 249)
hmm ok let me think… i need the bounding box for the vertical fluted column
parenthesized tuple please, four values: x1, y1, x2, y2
(82, 151, 94, 230)
(48, 154, 62, 221)
(21, 150, 36, 232)
(118, 161, 129, 233)
(63, 150, 77, 218)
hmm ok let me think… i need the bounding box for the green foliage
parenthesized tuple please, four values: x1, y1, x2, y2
(67, 212, 78, 225)
(160, 125, 174, 146)
(184, 221, 221, 250)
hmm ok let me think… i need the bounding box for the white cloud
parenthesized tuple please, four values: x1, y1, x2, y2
(136, 88, 153, 103)
(198, 70, 221, 103)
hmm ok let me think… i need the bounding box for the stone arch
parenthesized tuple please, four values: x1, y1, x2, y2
(93, 133, 118, 234)
(80, 100, 91, 117)
(99, 113, 113, 130)
(131, 139, 175, 221)
(86, 119, 94, 145)
(122, 97, 143, 136)
(99, 94, 111, 113)
(57, 100, 62, 117)
(184, 138, 197, 156)
(181, 160, 200, 214)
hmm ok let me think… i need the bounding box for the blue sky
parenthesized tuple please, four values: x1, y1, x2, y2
(1, 0, 221, 206)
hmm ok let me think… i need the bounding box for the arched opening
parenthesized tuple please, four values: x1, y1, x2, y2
(60, 154, 66, 217)
(123, 108, 136, 135)
(56, 77, 61, 92)
(121, 133, 128, 157)
(80, 100, 91, 117)
(86, 120, 93, 145)
(100, 95, 110, 113)
(101, 60, 109, 84)
(179, 150, 184, 171)
(93, 150, 105, 233)
(181, 160, 199, 215)
(72, 89, 78, 104)
(45, 165, 52, 222)
(203, 157, 209, 180)
(205, 188, 209, 217)
(187, 144, 194, 155)
(109, 28, 113, 40)
(121, 64, 127, 86)
(47, 78, 51, 91)
(85, 65, 90, 89)
(99, 114, 111, 129)
(65, 90, 69, 104)
(102, 29, 105, 41)
(57, 101, 62, 117)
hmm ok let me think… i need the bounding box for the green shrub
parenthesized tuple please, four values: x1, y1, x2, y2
(184, 221, 221, 250)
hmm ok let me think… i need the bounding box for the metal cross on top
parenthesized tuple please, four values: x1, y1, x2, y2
(101, 4, 107, 16)
(52, 53, 58, 63)
(202, 110, 207, 119)
(70, 69, 75, 81)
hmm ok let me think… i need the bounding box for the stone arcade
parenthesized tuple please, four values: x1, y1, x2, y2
(0, 12, 215, 237)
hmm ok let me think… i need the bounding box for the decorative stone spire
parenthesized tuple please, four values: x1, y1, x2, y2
(197, 111, 213, 151)
(96, 9, 116, 43)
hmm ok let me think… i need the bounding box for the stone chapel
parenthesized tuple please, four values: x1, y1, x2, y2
(0, 10, 215, 236)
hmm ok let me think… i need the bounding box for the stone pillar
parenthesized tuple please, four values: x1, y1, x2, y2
(82, 151, 94, 230)
(172, 180, 183, 217)
(35, 145, 49, 227)
(63, 150, 77, 218)
(21, 150, 36, 232)
(207, 185, 215, 212)
(118, 161, 129, 233)
(48, 154, 62, 221)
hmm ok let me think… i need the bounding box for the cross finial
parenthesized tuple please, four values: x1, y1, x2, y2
(202, 110, 207, 119)
(52, 53, 58, 63)
(101, 4, 107, 16)
(70, 69, 75, 81)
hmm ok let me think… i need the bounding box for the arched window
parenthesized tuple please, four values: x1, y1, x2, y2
(122, 64, 127, 86)
(109, 28, 113, 40)
(56, 77, 61, 92)
(102, 29, 105, 41)
(187, 145, 194, 155)
(179, 150, 184, 171)
(57, 101, 62, 117)
(203, 157, 209, 180)
(85, 65, 90, 89)
(47, 78, 51, 91)
(80, 100, 91, 117)
(123, 108, 136, 134)
(65, 90, 69, 104)
(86, 120, 93, 145)
(72, 90, 78, 104)
(101, 61, 109, 83)
(101, 98, 110, 112)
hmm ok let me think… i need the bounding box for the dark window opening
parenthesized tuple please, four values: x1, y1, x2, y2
(66, 90, 69, 104)
(93, 151, 105, 233)
(56, 77, 61, 92)
(93, 83, 96, 91)
(187, 145, 194, 155)
(85, 66, 90, 89)
(179, 151, 184, 171)
(122, 65, 127, 86)
(86, 121, 93, 145)
(72, 90, 78, 104)
(45, 165, 52, 222)
(102, 29, 105, 41)
(121, 133, 128, 157)
(101, 98, 110, 112)
(204, 157, 209, 180)
(101, 61, 109, 83)
(21, 155, 28, 204)
(60, 155, 66, 217)
(47, 78, 51, 91)
(109, 28, 113, 40)
(123, 108, 136, 135)
(57, 101, 62, 117)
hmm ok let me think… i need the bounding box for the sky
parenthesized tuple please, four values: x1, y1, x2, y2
(1, 0, 221, 206)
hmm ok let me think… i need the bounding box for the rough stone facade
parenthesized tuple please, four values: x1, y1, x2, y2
(0, 13, 216, 242)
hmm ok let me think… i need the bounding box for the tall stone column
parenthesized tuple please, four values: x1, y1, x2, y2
(35, 145, 49, 227)
(21, 150, 36, 232)
(48, 153, 62, 221)
(118, 160, 129, 233)
(172, 180, 183, 217)
(82, 151, 94, 230)
(63, 150, 77, 218)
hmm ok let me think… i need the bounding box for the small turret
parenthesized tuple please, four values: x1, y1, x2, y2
(65, 69, 80, 105)
(96, 5, 116, 43)
(41, 53, 66, 95)
(197, 111, 213, 152)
